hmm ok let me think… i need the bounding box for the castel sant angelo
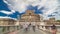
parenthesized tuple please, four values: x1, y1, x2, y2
(0, 10, 60, 26)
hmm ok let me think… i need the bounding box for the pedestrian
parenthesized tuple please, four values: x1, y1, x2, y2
(31, 22, 36, 32)
(32, 25, 36, 32)
(23, 23, 28, 32)
(28, 23, 31, 30)
(28, 23, 31, 27)
(51, 24, 57, 34)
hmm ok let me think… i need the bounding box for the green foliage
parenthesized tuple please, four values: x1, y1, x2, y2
(57, 20, 60, 22)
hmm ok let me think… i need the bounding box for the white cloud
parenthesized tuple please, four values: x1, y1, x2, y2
(53, 8, 60, 20)
(3, 0, 59, 20)
(0, 10, 15, 14)
(44, 7, 57, 15)
(42, 0, 59, 20)
(3, 0, 47, 13)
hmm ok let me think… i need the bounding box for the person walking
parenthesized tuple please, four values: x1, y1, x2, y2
(31, 22, 36, 32)
(51, 24, 57, 34)
(23, 23, 29, 32)
(28, 23, 31, 27)
(28, 23, 31, 30)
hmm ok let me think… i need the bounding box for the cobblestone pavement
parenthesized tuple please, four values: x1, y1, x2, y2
(6, 30, 19, 34)
(17, 28, 44, 34)
(7, 27, 48, 34)
(5, 27, 60, 34)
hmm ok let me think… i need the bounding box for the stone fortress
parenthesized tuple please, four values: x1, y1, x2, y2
(0, 10, 60, 26)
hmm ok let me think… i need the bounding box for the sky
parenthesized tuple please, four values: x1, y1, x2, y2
(0, 0, 60, 20)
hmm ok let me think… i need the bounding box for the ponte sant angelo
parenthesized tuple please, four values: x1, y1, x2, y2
(0, 10, 60, 34)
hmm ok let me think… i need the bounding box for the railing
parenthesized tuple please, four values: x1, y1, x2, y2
(40, 25, 60, 34)
(0, 25, 20, 34)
